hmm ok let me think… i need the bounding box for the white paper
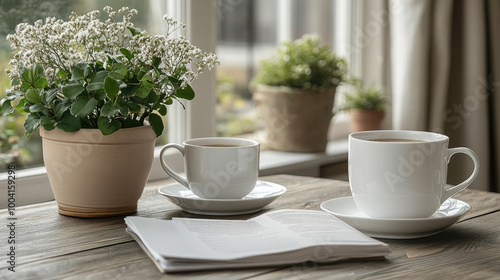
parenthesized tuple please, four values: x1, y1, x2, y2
(125, 209, 390, 272)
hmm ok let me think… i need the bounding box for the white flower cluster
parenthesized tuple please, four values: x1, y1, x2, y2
(6, 6, 219, 92)
(129, 16, 218, 90)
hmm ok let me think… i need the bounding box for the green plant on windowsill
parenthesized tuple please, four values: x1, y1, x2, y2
(250, 34, 348, 152)
(341, 79, 387, 132)
(251, 34, 347, 91)
(0, 6, 219, 137)
(341, 79, 387, 112)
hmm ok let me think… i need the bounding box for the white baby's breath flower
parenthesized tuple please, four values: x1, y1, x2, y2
(6, 7, 219, 94)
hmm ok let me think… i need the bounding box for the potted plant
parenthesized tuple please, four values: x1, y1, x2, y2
(0, 7, 218, 217)
(251, 34, 347, 152)
(341, 80, 386, 132)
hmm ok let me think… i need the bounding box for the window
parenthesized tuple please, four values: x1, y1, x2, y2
(215, 0, 351, 140)
(1, 0, 358, 207)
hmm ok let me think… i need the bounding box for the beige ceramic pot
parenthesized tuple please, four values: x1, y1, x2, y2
(40, 126, 156, 218)
(349, 109, 385, 132)
(253, 84, 336, 152)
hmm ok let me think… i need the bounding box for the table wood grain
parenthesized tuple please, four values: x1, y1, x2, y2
(1, 175, 499, 279)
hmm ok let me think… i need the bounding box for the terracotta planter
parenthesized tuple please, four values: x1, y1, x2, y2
(253, 84, 336, 152)
(40, 126, 156, 218)
(349, 109, 385, 132)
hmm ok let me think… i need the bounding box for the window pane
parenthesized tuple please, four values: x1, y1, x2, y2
(216, 0, 336, 138)
(0, 0, 166, 172)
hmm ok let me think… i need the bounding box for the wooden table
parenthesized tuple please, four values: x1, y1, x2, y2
(2, 175, 500, 279)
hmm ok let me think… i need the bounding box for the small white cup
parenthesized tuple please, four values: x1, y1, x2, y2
(160, 137, 260, 199)
(349, 130, 479, 218)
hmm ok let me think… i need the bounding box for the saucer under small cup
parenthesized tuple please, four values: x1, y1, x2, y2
(320, 196, 471, 239)
(158, 180, 286, 215)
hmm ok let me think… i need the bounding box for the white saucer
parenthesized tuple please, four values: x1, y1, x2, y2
(158, 180, 286, 216)
(320, 196, 471, 239)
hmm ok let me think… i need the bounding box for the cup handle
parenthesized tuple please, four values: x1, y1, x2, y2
(160, 144, 189, 189)
(442, 147, 480, 202)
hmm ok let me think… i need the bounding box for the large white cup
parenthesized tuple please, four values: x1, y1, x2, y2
(349, 130, 479, 218)
(160, 137, 260, 199)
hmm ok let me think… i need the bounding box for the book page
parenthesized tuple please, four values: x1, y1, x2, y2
(171, 215, 302, 260)
(170, 209, 385, 260)
(257, 209, 380, 245)
(125, 209, 389, 263)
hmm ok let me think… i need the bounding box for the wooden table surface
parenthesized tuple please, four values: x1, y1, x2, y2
(1, 174, 500, 279)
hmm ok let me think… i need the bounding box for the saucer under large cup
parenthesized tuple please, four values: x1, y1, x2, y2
(158, 180, 286, 215)
(320, 196, 471, 239)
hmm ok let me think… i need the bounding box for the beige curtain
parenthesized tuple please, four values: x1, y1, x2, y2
(389, 0, 500, 192)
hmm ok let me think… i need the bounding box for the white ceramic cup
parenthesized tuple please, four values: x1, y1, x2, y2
(160, 137, 260, 199)
(349, 130, 479, 218)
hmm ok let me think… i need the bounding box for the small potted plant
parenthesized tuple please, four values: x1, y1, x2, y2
(251, 34, 347, 152)
(0, 7, 218, 217)
(341, 79, 387, 132)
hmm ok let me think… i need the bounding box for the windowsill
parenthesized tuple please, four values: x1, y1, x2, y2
(259, 138, 348, 177)
(0, 138, 349, 209)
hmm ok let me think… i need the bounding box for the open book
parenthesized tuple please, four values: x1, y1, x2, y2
(125, 209, 390, 273)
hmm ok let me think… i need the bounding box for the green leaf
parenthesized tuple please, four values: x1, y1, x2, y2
(24, 114, 41, 133)
(153, 57, 161, 69)
(120, 48, 134, 60)
(136, 80, 153, 98)
(1, 100, 14, 116)
(44, 88, 59, 104)
(86, 82, 104, 91)
(40, 116, 56, 130)
(116, 99, 129, 115)
(122, 118, 142, 128)
(56, 111, 81, 132)
(92, 70, 109, 83)
(158, 104, 167, 115)
(97, 117, 121, 135)
(100, 102, 119, 117)
(55, 99, 71, 118)
(112, 63, 128, 77)
(121, 85, 138, 97)
(62, 82, 85, 99)
(141, 74, 153, 82)
(26, 89, 43, 103)
(128, 26, 142, 36)
(16, 99, 25, 110)
(127, 101, 140, 113)
(11, 76, 20, 86)
(167, 75, 182, 88)
(29, 103, 48, 114)
(57, 69, 68, 80)
(34, 77, 47, 89)
(175, 85, 195, 100)
(94, 90, 107, 101)
(31, 63, 44, 78)
(148, 91, 160, 103)
(135, 87, 150, 98)
(104, 77, 119, 100)
(108, 71, 124, 80)
(71, 63, 89, 81)
(70, 95, 98, 117)
(148, 113, 163, 137)
(87, 70, 108, 92)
